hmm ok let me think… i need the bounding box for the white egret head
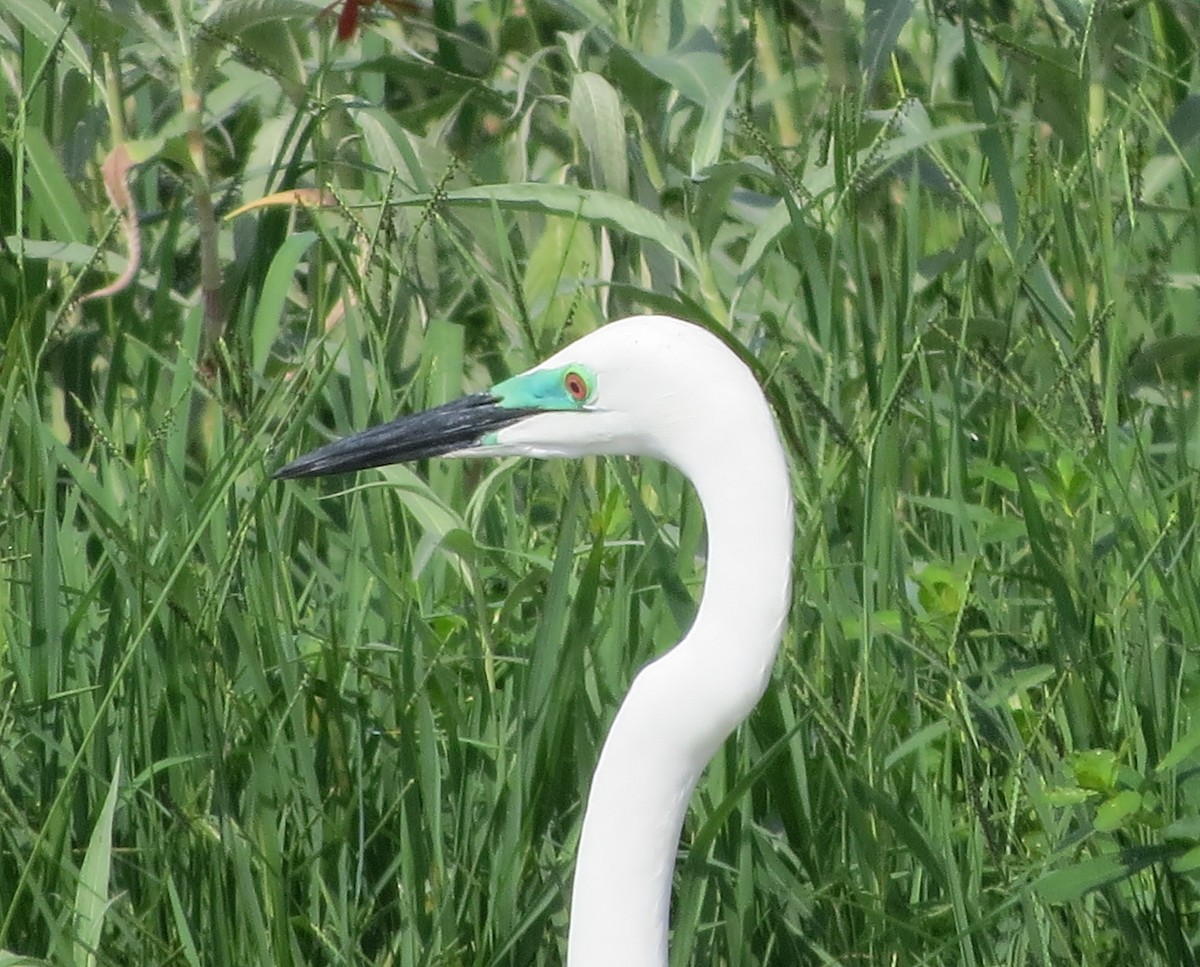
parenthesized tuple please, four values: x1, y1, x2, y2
(275, 315, 761, 481)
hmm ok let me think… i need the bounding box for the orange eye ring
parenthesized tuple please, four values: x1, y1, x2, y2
(564, 370, 589, 401)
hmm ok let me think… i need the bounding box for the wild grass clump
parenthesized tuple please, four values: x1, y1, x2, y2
(2, 0, 1200, 963)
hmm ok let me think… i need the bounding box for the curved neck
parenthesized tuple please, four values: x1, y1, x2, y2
(566, 410, 793, 967)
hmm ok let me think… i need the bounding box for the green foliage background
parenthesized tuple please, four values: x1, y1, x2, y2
(4, 0, 1200, 963)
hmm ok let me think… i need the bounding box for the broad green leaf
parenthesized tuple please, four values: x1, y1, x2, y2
(982, 665, 1057, 705)
(1037, 847, 1177, 903)
(862, 0, 915, 98)
(961, 26, 1021, 249)
(570, 71, 629, 196)
(523, 214, 600, 341)
(632, 31, 727, 105)
(202, 0, 317, 36)
(367, 470, 475, 577)
(1010, 457, 1082, 632)
(24, 129, 88, 244)
(0, 239, 183, 304)
(1071, 750, 1119, 793)
(883, 720, 951, 771)
(73, 760, 121, 967)
(391, 183, 694, 270)
(0, 954, 52, 967)
(1095, 790, 1143, 832)
(251, 231, 317, 372)
(1045, 787, 1096, 806)
(347, 104, 431, 192)
(1157, 721, 1200, 775)
(1048, 0, 1088, 31)
(1163, 817, 1200, 841)
(852, 779, 948, 892)
(2, 0, 103, 93)
(1170, 847, 1200, 874)
(1126, 335, 1200, 389)
(360, 55, 512, 120)
(691, 63, 746, 177)
(1165, 94, 1200, 150)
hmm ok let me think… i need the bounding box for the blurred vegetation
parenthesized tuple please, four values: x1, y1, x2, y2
(4, 0, 1200, 963)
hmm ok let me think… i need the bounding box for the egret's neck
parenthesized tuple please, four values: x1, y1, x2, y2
(566, 407, 793, 967)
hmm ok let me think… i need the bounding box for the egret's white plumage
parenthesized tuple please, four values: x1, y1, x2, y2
(277, 315, 794, 966)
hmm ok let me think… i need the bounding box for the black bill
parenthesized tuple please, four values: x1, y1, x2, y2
(274, 393, 539, 479)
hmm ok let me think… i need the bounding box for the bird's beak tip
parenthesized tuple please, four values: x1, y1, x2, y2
(272, 393, 542, 481)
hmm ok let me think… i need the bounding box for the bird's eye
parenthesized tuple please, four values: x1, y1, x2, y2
(564, 369, 589, 402)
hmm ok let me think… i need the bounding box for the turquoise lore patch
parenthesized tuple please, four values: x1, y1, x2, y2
(492, 364, 597, 410)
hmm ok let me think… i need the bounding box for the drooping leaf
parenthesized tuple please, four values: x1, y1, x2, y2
(691, 63, 746, 176)
(391, 183, 694, 270)
(2, 0, 103, 93)
(861, 0, 915, 100)
(570, 71, 629, 195)
(252, 230, 318, 373)
(73, 760, 122, 967)
(631, 29, 727, 106)
(1094, 790, 1143, 832)
(1037, 846, 1180, 903)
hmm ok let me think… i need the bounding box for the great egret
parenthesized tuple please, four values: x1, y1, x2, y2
(276, 314, 794, 966)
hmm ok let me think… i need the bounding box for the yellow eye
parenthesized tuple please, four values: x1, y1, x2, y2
(564, 369, 589, 401)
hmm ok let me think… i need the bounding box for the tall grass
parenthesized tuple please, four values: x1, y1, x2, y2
(3, 0, 1200, 964)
